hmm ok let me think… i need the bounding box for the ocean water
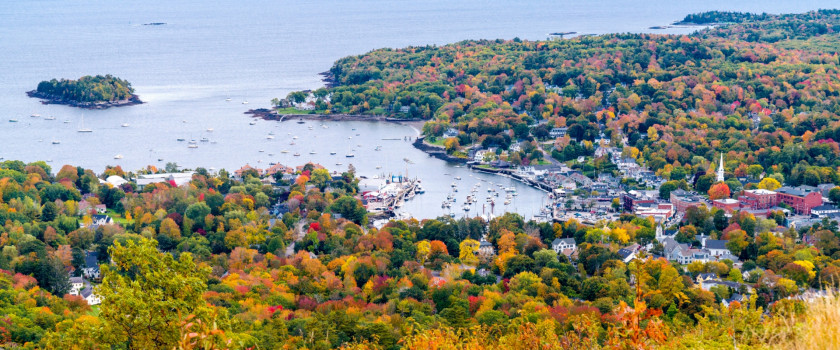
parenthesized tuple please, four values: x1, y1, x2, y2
(0, 0, 834, 219)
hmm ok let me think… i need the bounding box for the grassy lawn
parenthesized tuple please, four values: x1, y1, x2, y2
(275, 107, 316, 114)
(105, 209, 131, 225)
(427, 137, 446, 146)
(88, 305, 100, 317)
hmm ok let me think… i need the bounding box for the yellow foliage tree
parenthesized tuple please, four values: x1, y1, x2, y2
(458, 239, 480, 266)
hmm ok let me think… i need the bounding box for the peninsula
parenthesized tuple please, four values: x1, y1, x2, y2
(27, 74, 142, 109)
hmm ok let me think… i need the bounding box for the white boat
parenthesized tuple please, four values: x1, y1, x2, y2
(114, 154, 123, 159)
(63, 120, 70, 124)
(455, 176, 461, 180)
(45, 116, 55, 120)
(293, 153, 301, 157)
(330, 151, 337, 155)
(242, 100, 249, 104)
(30, 114, 40, 118)
(225, 97, 231, 101)
(188, 144, 198, 149)
(51, 140, 60, 144)
(200, 137, 209, 142)
(77, 115, 92, 133)
(336, 162, 343, 166)
(267, 135, 274, 140)
(207, 128, 214, 132)
(281, 150, 289, 153)
(309, 151, 317, 154)
(259, 149, 264, 153)
(292, 136, 298, 139)
(121, 123, 130, 127)
(249, 121, 256, 125)
(375, 165, 382, 169)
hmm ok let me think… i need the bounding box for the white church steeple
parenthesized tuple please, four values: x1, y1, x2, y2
(716, 153, 725, 182)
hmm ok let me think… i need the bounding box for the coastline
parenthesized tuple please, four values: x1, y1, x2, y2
(245, 108, 551, 193)
(26, 90, 142, 109)
(245, 108, 425, 128)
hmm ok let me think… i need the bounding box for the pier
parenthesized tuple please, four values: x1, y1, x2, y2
(364, 179, 421, 217)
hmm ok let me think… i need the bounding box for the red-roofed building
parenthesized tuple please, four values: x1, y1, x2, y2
(234, 164, 262, 180)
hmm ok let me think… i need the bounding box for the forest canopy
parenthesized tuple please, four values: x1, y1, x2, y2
(34, 75, 135, 103)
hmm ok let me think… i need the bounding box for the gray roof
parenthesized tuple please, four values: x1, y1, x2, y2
(70, 277, 84, 284)
(776, 186, 819, 197)
(705, 240, 729, 250)
(85, 251, 99, 269)
(697, 273, 718, 279)
(80, 285, 94, 298)
(812, 204, 839, 211)
(617, 248, 634, 259)
(479, 241, 493, 248)
(705, 280, 743, 289)
(552, 238, 576, 246)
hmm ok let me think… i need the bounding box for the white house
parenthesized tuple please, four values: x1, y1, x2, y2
(80, 285, 101, 305)
(549, 127, 568, 138)
(478, 239, 496, 257)
(82, 251, 100, 279)
(135, 172, 195, 190)
(551, 238, 576, 253)
(69, 277, 84, 295)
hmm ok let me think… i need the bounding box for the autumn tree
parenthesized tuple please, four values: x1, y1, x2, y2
(98, 238, 212, 349)
(458, 239, 480, 266)
(757, 178, 782, 191)
(707, 182, 731, 200)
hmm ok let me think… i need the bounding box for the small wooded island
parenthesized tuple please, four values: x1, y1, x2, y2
(27, 74, 142, 109)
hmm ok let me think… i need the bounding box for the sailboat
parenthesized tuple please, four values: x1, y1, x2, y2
(78, 115, 92, 133)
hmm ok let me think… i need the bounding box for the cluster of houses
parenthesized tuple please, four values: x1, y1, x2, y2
(68, 251, 102, 305)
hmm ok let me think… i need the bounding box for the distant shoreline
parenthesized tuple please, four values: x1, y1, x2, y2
(245, 108, 424, 128)
(26, 90, 143, 109)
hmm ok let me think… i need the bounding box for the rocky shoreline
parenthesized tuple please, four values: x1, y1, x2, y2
(26, 90, 142, 109)
(411, 136, 469, 164)
(245, 108, 426, 125)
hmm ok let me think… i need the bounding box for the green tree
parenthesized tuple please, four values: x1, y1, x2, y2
(41, 201, 58, 222)
(659, 181, 678, 200)
(185, 202, 211, 224)
(329, 196, 367, 225)
(98, 238, 212, 349)
(829, 187, 840, 204)
(310, 168, 331, 190)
